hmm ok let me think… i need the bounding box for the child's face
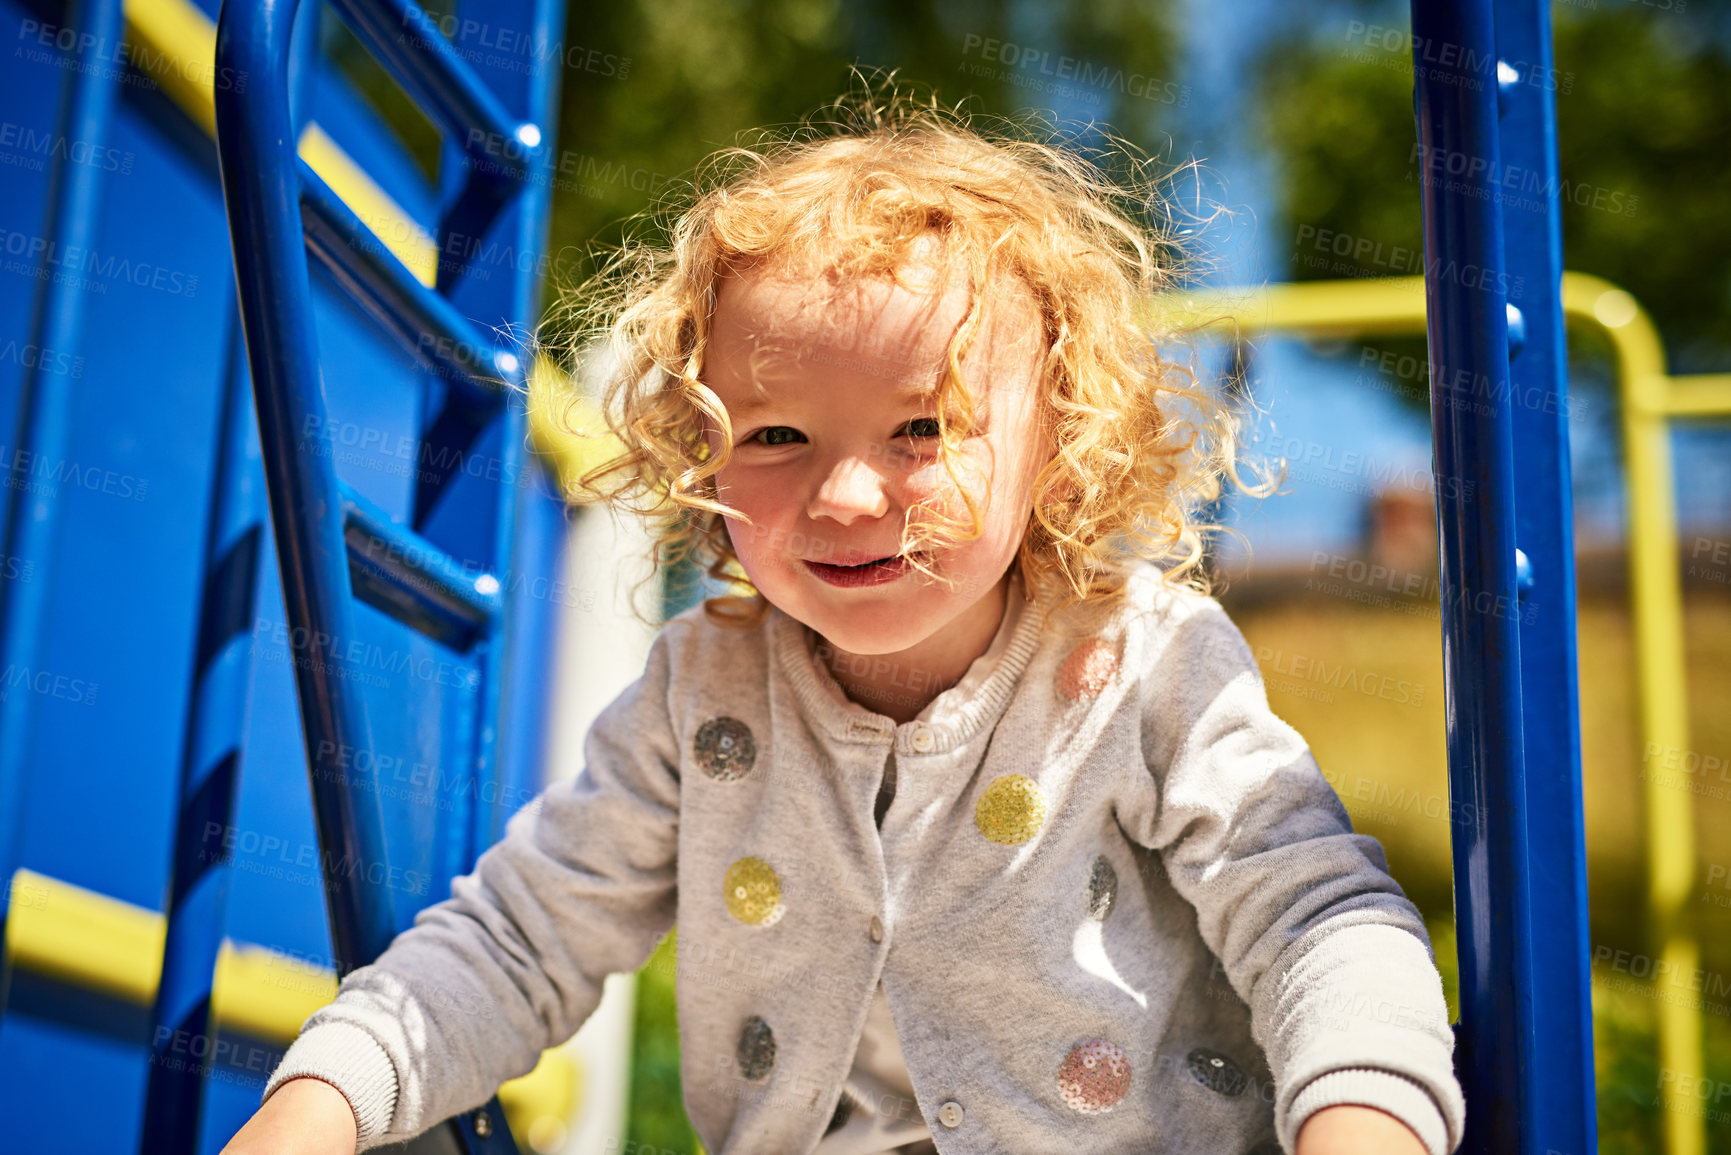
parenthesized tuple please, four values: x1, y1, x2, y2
(701, 255, 1051, 658)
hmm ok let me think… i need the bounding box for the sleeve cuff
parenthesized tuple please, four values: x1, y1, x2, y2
(1289, 1068, 1451, 1155)
(261, 1021, 400, 1148)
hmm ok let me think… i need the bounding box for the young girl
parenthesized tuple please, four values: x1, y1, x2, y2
(224, 96, 1464, 1155)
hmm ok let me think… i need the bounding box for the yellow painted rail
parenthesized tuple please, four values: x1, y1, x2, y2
(1, 868, 576, 1143)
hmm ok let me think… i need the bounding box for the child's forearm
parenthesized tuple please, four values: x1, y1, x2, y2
(1295, 1105, 1428, 1155)
(221, 1076, 358, 1155)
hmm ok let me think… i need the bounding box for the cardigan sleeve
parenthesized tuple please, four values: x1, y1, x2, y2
(1124, 594, 1465, 1155)
(258, 624, 684, 1150)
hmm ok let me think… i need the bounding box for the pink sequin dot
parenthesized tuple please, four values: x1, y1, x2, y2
(1057, 1039, 1131, 1114)
(1057, 638, 1119, 702)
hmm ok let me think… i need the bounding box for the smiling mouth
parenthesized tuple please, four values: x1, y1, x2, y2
(822, 550, 929, 568)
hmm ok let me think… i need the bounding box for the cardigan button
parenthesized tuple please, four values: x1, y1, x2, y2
(910, 726, 935, 753)
(937, 1100, 964, 1128)
(869, 915, 883, 943)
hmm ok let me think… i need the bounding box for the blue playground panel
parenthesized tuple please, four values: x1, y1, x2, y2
(0, 0, 567, 1150)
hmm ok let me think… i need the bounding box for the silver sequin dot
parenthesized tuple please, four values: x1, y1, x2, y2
(736, 1015, 776, 1081)
(1185, 1048, 1248, 1097)
(694, 716, 756, 781)
(1057, 1039, 1132, 1114)
(1086, 855, 1118, 921)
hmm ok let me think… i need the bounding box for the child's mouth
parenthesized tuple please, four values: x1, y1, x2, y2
(803, 552, 926, 588)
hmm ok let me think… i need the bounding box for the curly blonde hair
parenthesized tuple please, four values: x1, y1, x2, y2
(547, 84, 1253, 634)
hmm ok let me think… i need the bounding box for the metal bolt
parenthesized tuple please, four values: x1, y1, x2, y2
(1506, 303, 1527, 360)
(473, 1108, 492, 1137)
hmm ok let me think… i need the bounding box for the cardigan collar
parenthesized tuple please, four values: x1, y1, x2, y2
(771, 568, 1051, 756)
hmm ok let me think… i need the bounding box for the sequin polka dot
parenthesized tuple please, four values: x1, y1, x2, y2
(974, 774, 1047, 844)
(723, 857, 785, 926)
(1185, 1048, 1248, 1097)
(1086, 855, 1118, 921)
(694, 717, 756, 781)
(1057, 1039, 1131, 1114)
(1057, 637, 1119, 702)
(736, 1015, 776, 1081)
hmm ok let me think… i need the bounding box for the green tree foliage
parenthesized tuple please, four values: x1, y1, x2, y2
(541, 0, 1182, 324)
(1257, 1, 1731, 372)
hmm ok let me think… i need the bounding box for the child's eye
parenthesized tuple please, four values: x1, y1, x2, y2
(748, 426, 804, 447)
(903, 417, 942, 439)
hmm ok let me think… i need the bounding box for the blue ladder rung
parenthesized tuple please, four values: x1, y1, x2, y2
(339, 479, 503, 648)
(297, 161, 522, 409)
(326, 0, 536, 185)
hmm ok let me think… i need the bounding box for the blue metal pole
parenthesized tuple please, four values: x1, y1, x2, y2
(0, 0, 125, 1031)
(140, 320, 269, 1155)
(1491, 0, 1598, 1149)
(213, 0, 398, 975)
(1408, 1, 1540, 1150)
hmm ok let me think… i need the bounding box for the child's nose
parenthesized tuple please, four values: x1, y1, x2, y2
(807, 454, 890, 525)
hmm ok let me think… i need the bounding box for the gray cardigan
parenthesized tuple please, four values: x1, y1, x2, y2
(261, 560, 1465, 1154)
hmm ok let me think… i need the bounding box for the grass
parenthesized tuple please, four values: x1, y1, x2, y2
(621, 589, 1731, 1150)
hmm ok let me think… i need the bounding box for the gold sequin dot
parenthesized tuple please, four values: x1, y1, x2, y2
(723, 857, 785, 926)
(974, 774, 1047, 845)
(1057, 637, 1119, 702)
(1057, 1039, 1132, 1114)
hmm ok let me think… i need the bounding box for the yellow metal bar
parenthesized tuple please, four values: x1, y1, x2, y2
(1151, 275, 1428, 338)
(2, 868, 328, 1035)
(1662, 376, 1731, 419)
(1560, 273, 1708, 1155)
(2, 868, 573, 1128)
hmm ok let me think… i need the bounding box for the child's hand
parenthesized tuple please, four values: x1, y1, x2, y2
(1295, 1104, 1427, 1155)
(219, 1076, 359, 1155)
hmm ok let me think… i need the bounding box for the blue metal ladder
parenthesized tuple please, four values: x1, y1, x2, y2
(130, 0, 573, 1150)
(1410, 0, 1597, 1151)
